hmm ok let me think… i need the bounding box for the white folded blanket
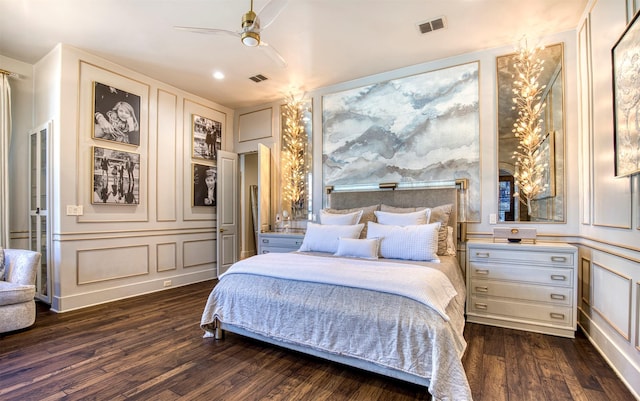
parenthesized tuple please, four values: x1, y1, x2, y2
(221, 252, 457, 321)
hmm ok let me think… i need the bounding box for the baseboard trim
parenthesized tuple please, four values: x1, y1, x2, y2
(50, 269, 217, 313)
(578, 310, 640, 400)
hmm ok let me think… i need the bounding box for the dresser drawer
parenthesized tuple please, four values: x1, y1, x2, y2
(468, 296, 573, 327)
(469, 248, 573, 266)
(258, 233, 305, 254)
(469, 263, 573, 287)
(260, 236, 303, 248)
(469, 280, 572, 306)
(260, 246, 298, 254)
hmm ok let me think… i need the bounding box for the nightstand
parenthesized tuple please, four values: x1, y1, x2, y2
(258, 231, 305, 254)
(466, 240, 578, 338)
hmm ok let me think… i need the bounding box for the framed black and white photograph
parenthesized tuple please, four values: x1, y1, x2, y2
(192, 163, 216, 207)
(93, 81, 141, 146)
(192, 114, 222, 161)
(92, 146, 140, 205)
(612, 9, 640, 177)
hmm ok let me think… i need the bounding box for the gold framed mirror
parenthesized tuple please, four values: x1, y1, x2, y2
(497, 42, 565, 222)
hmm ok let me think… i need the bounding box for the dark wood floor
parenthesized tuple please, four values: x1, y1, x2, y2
(0, 280, 634, 401)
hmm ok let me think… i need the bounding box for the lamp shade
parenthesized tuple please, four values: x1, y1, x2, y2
(241, 31, 260, 47)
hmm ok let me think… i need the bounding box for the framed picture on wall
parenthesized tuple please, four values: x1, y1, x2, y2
(92, 81, 141, 146)
(192, 114, 222, 161)
(612, 9, 640, 177)
(192, 163, 216, 207)
(92, 146, 140, 205)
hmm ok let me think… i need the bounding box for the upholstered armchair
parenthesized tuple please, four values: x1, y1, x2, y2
(0, 248, 41, 333)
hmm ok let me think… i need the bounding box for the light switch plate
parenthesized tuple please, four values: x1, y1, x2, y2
(489, 213, 497, 224)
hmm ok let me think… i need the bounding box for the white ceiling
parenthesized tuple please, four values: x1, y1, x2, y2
(0, 0, 587, 110)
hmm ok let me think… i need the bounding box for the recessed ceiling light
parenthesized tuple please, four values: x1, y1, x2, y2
(213, 71, 225, 80)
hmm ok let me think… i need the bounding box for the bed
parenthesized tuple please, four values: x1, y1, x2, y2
(201, 186, 472, 401)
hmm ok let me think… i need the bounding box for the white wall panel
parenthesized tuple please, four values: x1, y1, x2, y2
(183, 239, 216, 268)
(590, 0, 632, 228)
(592, 262, 632, 340)
(238, 108, 272, 142)
(182, 99, 226, 221)
(157, 89, 178, 221)
(76, 61, 150, 223)
(636, 282, 640, 351)
(580, 257, 591, 306)
(578, 18, 593, 225)
(157, 242, 177, 272)
(77, 245, 149, 284)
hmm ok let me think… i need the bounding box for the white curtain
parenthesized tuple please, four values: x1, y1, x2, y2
(0, 74, 11, 249)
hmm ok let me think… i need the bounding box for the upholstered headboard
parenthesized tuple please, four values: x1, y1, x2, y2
(327, 186, 461, 242)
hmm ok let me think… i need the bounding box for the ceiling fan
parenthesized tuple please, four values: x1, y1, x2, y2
(175, 0, 288, 68)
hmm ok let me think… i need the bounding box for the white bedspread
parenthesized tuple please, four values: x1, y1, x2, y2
(221, 252, 458, 320)
(201, 252, 472, 401)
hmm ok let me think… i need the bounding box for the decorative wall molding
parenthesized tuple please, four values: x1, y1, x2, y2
(183, 238, 216, 269)
(157, 242, 177, 272)
(77, 244, 149, 285)
(238, 108, 273, 143)
(592, 262, 632, 341)
(156, 89, 178, 222)
(76, 61, 151, 223)
(636, 282, 640, 352)
(581, 256, 591, 307)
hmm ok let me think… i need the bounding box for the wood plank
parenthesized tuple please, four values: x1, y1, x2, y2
(481, 354, 507, 401)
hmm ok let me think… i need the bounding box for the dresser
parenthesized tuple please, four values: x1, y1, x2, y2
(258, 232, 305, 254)
(466, 241, 578, 338)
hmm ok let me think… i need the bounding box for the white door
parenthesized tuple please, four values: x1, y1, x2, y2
(29, 121, 52, 303)
(217, 150, 238, 276)
(257, 143, 271, 235)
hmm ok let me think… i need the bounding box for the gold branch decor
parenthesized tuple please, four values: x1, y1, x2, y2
(281, 94, 311, 219)
(511, 41, 548, 215)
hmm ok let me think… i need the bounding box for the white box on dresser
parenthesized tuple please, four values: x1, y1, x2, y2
(466, 240, 578, 338)
(258, 232, 304, 254)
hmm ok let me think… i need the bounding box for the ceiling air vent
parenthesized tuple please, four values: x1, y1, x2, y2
(416, 16, 446, 34)
(249, 74, 269, 83)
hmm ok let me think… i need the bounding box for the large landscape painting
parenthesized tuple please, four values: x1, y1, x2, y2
(322, 62, 480, 221)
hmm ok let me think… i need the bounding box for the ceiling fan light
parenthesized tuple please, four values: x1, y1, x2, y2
(241, 31, 260, 47)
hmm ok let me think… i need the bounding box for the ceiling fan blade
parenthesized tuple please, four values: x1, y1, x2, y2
(174, 26, 240, 39)
(259, 41, 287, 68)
(255, 0, 288, 31)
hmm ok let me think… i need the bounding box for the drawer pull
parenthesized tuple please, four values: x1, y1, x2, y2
(550, 274, 567, 281)
(262, 239, 270, 243)
(475, 286, 489, 293)
(550, 294, 566, 300)
(475, 269, 490, 275)
(550, 312, 565, 320)
(551, 256, 567, 262)
(475, 303, 488, 310)
(475, 252, 490, 258)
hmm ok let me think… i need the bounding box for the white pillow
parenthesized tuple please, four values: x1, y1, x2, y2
(334, 238, 380, 259)
(366, 221, 440, 261)
(299, 222, 364, 253)
(320, 209, 364, 225)
(374, 208, 430, 226)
